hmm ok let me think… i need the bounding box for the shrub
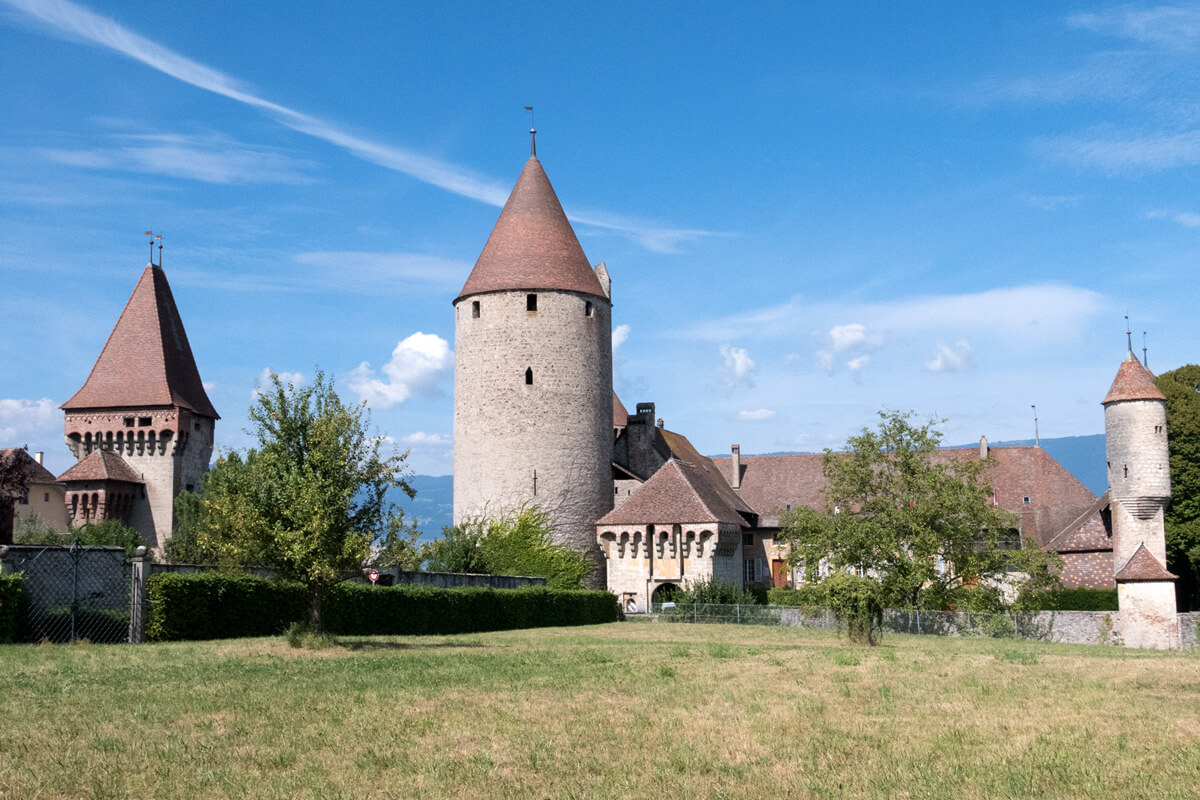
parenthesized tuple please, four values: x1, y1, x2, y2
(145, 571, 620, 641)
(673, 576, 758, 605)
(1016, 588, 1118, 611)
(0, 573, 22, 644)
(821, 572, 884, 646)
(766, 585, 826, 607)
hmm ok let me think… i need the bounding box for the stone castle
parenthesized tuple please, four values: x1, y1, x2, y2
(10, 133, 1180, 647)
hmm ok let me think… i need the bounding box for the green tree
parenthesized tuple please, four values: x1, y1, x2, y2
(195, 370, 414, 633)
(1157, 364, 1200, 609)
(370, 509, 425, 571)
(0, 447, 37, 545)
(425, 506, 593, 589)
(164, 490, 221, 565)
(15, 517, 146, 559)
(778, 410, 1060, 609)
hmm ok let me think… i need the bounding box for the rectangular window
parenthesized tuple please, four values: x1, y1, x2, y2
(43, 493, 49, 502)
(18, 490, 29, 506)
(585, 301, 593, 317)
(123, 417, 135, 427)
(138, 417, 152, 427)
(744, 558, 763, 583)
(526, 293, 537, 312)
(742, 533, 753, 546)
(472, 300, 480, 318)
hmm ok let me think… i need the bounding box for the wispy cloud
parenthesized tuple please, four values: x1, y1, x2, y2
(1146, 207, 1200, 227)
(1035, 127, 1200, 172)
(402, 432, 451, 446)
(718, 344, 756, 389)
(925, 340, 973, 373)
(348, 332, 453, 409)
(251, 368, 305, 399)
(738, 408, 775, 421)
(39, 131, 316, 184)
(1070, 5, 1200, 49)
(0, 0, 717, 251)
(815, 322, 884, 375)
(0, 398, 58, 441)
(612, 324, 631, 350)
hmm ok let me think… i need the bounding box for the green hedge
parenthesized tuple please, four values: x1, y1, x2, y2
(0, 574, 22, 644)
(766, 585, 826, 607)
(1019, 588, 1119, 611)
(146, 572, 307, 642)
(146, 572, 620, 641)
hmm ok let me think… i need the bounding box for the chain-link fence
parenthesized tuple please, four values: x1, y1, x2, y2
(1, 543, 131, 644)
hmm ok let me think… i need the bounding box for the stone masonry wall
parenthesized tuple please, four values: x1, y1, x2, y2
(1105, 399, 1170, 570)
(455, 289, 613, 587)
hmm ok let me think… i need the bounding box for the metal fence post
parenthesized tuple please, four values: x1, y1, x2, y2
(129, 549, 148, 644)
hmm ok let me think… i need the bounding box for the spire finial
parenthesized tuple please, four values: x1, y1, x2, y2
(1142, 331, 1149, 368)
(1125, 315, 1135, 360)
(524, 106, 536, 156)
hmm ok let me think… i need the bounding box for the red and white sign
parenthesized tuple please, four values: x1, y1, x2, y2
(368, 569, 379, 584)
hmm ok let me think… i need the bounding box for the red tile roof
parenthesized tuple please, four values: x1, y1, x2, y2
(1043, 493, 1113, 553)
(456, 156, 606, 301)
(712, 446, 1096, 545)
(0, 449, 60, 486)
(598, 458, 744, 527)
(57, 450, 143, 484)
(1114, 543, 1177, 582)
(1102, 356, 1165, 404)
(61, 264, 219, 419)
(659, 429, 756, 519)
(613, 392, 630, 429)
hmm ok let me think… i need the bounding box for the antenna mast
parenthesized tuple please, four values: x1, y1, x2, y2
(1142, 331, 1149, 369)
(524, 106, 536, 156)
(1032, 404, 1040, 448)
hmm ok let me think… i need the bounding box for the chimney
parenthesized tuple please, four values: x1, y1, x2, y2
(731, 444, 741, 489)
(656, 418, 664, 429)
(980, 435, 988, 460)
(34, 451, 43, 465)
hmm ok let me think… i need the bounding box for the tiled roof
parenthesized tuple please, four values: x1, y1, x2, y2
(1044, 493, 1112, 553)
(0, 449, 60, 486)
(456, 156, 606, 301)
(61, 264, 219, 419)
(712, 446, 1097, 545)
(57, 450, 143, 484)
(613, 392, 629, 428)
(598, 458, 744, 527)
(1114, 543, 1177, 582)
(659, 429, 756, 519)
(1102, 356, 1165, 404)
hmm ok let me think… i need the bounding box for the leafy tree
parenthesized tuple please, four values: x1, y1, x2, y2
(777, 410, 1060, 609)
(370, 509, 425, 571)
(821, 572, 884, 645)
(15, 517, 146, 559)
(164, 490, 221, 565)
(673, 576, 758, 605)
(425, 505, 593, 589)
(1157, 364, 1200, 609)
(0, 447, 37, 545)
(194, 370, 414, 633)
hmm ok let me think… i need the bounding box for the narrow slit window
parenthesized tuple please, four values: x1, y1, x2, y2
(472, 300, 480, 318)
(525, 367, 533, 385)
(527, 293, 537, 312)
(585, 301, 593, 317)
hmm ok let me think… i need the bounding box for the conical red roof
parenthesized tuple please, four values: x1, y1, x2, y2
(62, 264, 219, 419)
(1102, 355, 1165, 405)
(456, 156, 605, 301)
(1114, 542, 1177, 582)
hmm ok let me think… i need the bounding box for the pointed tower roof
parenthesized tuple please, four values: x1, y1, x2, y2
(456, 155, 606, 302)
(1102, 353, 1165, 405)
(62, 264, 219, 419)
(1114, 542, 1177, 582)
(58, 449, 143, 484)
(598, 458, 746, 527)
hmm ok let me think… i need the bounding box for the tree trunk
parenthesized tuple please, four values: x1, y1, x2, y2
(0, 500, 14, 545)
(309, 583, 323, 635)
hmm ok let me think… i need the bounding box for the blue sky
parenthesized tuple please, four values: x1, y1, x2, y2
(2, 0, 1199, 480)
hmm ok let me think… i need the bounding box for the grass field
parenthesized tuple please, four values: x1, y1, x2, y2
(1, 623, 1199, 799)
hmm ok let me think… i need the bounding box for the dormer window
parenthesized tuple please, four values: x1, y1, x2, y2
(527, 294, 537, 312)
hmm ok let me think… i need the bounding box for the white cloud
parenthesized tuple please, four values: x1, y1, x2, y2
(815, 323, 883, 375)
(847, 355, 871, 372)
(719, 344, 756, 388)
(348, 332, 453, 409)
(293, 251, 467, 286)
(201, 381, 217, 391)
(738, 408, 775, 421)
(251, 368, 304, 399)
(1146, 208, 1200, 228)
(0, 0, 717, 252)
(612, 324, 631, 350)
(0, 398, 58, 441)
(39, 131, 315, 184)
(402, 432, 451, 446)
(925, 340, 974, 373)
(1036, 128, 1200, 172)
(1070, 6, 1200, 49)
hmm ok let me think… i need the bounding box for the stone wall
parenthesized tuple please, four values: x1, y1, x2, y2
(1105, 398, 1171, 570)
(454, 289, 613, 586)
(382, 570, 546, 590)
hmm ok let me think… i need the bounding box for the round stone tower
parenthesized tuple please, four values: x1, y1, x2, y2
(453, 136, 614, 584)
(1102, 348, 1171, 571)
(1102, 343, 1179, 649)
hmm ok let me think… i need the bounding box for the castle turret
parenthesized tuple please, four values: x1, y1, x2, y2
(453, 138, 614, 584)
(1102, 347, 1178, 648)
(60, 261, 218, 549)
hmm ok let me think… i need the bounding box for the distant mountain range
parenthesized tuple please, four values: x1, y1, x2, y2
(390, 434, 1108, 539)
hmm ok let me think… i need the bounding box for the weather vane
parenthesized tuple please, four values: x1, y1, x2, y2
(524, 106, 536, 156)
(1143, 331, 1149, 369)
(144, 230, 163, 267)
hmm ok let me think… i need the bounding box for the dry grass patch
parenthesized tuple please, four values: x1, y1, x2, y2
(1, 623, 1198, 798)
